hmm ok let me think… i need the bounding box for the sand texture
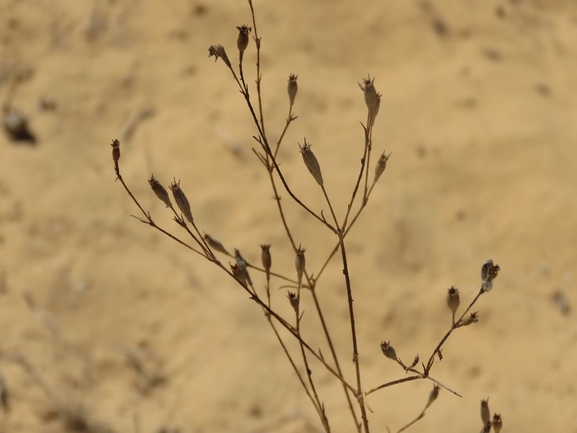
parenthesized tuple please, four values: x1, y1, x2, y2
(1, 1, 577, 432)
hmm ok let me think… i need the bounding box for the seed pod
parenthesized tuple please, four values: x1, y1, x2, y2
(295, 246, 306, 287)
(287, 291, 299, 313)
(148, 174, 172, 208)
(231, 264, 246, 285)
(169, 179, 194, 224)
(460, 312, 479, 327)
(235, 249, 252, 286)
(208, 44, 232, 70)
(380, 340, 398, 362)
(409, 355, 419, 369)
(299, 140, 323, 186)
(287, 73, 298, 106)
(492, 414, 503, 433)
(358, 75, 381, 123)
(481, 259, 500, 282)
(260, 244, 272, 277)
(204, 233, 230, 256)
(480, 399, 491, 426)
(446, 286, 460, 316)
(374, 151, 391, 183)
(236, 25, 251, 60)
(426, 385, 440, 409)
(111, 139, 121, 168)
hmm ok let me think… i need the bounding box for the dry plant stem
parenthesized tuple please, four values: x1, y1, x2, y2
(424, 288, 485, 374)
(266, 315, 319, 414)
(114, 168, 206, 258)
(247, 0, 266, 140)
(315, 186, 375, 283)
(362, 119, 374, 200)
(295, 297, 327, 429)
(338, 235, 370, 433)
(342, 122, 372, 229)
(262, 149, 361, 431)
(114, 159, 356, 393)
(274, 104, 296, 159)
(169, 207, 213, 258)
(365, 375, 422, 396)
(396, 406, 427, 433)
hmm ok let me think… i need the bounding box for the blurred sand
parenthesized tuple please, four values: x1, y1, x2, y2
(1, 0, 577, 432)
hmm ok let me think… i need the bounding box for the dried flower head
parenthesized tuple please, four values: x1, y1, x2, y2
(260, 244, 272, 276)
(169, 179, 194, 224)
(287, 73, 298, 106)
(299, 139, 324, 186)
(236, 25, 251, 59)
(111, 139, 121, 169)
(295, 246, 306, 287)
(481, 259, 500, 282)
(374, 151, 392, 183)
(380, 340, 398, 362)
(492, 414, 503, 433)
(446, 286, 460, 316)
(148, 174, 172, 208)
(409, 355, 419, 369)
(480, 398, 491, 426)
(204, 233, 230, 256)
(208, 44, 232, 70)
(235, 249, 252, 286)
(460, 311, 479, 327)
(358, 75, 381, 124)
(231, 263, 246, 285)
(287, 291, 299, 313)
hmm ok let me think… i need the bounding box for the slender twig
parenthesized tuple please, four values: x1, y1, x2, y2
(424, 288, 485, 374)
(338, 235, 370, 433)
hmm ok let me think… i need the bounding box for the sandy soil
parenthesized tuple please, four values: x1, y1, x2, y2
(1, 0, 577, 432)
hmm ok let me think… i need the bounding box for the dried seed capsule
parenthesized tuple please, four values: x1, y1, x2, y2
(148, 174, 172, 208)
(380, 340, 398, 362)
(299, 140, 323, 186)
(374, 151, 391, 183)
(295, 246, 306, 287)
(287, 291, 299, 313)
(204, 233, 230, 256)
(358, 75, 381, 124)
(235, 249, 252, 286)
(481, 259, 500, 282)
(480, 399, 491, 426)
(231, 264, 246, 285)
(236, 25, 251, 60)
(409, 355, 419, 369)
(169, 179, 194, 224)
(260, 244, 272, 276)
(460, 312, 479, 327)
(446, 286, 460, 316)
(287, 73, 298, 106)
(111, 139, 121, 168)
(492, 414, 503, 433)
(208, 44, 232, 70)
(426, 385, 440, 408)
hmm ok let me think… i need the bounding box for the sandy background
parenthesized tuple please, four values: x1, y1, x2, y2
(1, 0, 577, 432)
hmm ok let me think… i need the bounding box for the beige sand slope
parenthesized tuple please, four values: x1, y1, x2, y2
(1, 1, 577, 432)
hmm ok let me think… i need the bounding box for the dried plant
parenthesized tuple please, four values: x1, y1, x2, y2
(110, 1, 504, 432)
